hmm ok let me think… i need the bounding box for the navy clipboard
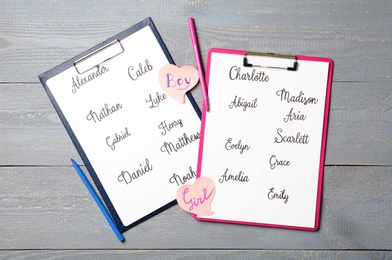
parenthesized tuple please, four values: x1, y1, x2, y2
(39, 18, 201, 233)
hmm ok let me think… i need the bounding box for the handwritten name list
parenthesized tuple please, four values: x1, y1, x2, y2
(215, 63, 322, 205)
(72, 58, 199, 188)
(67, 54, 198, 189)
(204, 54, 326, 209)
(198, 50, 330, 228)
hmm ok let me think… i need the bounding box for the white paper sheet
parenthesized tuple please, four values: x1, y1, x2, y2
(45, 26, 200, 227)
(197, 50, 331, 229)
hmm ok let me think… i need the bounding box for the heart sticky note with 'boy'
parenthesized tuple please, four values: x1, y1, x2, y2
(158, 64, 199, 103)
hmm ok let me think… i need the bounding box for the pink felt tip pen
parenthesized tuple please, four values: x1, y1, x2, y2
(188, 17, 210, 112)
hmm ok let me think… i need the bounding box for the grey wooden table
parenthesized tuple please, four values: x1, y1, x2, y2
(1, 1, 391, 259)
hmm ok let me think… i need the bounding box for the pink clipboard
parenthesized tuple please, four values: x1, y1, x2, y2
(194, 48, 333, 231)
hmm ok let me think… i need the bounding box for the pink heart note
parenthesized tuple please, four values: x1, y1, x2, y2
(176, 176, 216, 216)
(158, 64, 199, 103)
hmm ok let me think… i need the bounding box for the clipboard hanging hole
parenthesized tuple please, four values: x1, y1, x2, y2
(74, 39, 124, 74)
(243, 51, 297, 71)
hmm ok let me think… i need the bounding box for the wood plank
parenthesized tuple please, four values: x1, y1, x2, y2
(0, 1, 391, 82)
(0, 166, 390, 249)
(1, 81, 391, 166)
(0, 250, 391, 259)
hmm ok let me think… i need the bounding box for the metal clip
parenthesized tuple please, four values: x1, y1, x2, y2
(243, 51, 297, 71)
(74, 39, 124, 74)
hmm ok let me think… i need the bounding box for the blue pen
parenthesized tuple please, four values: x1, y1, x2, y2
(71, 159, 125, 242)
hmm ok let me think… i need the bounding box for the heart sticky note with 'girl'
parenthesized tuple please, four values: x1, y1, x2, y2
(176, 176, 216, 216)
